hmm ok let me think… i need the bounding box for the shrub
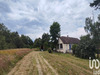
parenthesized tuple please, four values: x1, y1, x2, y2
(72, 44, 78, 55)
(48, 48, 52, 53)
(29, 46, 33, 49)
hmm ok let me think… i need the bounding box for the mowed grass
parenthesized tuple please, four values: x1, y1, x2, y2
(40, 51, 92, 75)
(0, 48, 33, 75)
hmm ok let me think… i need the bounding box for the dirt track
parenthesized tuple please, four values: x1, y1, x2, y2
(8, 51, 58, 75)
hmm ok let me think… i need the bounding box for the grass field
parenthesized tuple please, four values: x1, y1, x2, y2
(0, 49, 92, 75)
(40, 51, 92, 75)
(0, 48, 33, 75)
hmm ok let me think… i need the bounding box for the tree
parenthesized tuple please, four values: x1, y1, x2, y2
(26, 36, 34, 48)
(74, 35, 96, 59)
(33, 38, 42, 48)
(0, 23, 9, 49)
(0, 23, 11, 43)
(50, 22, 60, 50)
(90, 0, 100, 9)
(41, 33, 50, 50)
(85, 17, 100, 43)
(0, 23, 9, 32)
(85, 15, 100, 58)
(21, 35, 33, 48)
(0, 36, 7, 50)
(10, 32, 24, 48)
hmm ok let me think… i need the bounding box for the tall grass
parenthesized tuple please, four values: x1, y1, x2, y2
(0, 48, 32, 75)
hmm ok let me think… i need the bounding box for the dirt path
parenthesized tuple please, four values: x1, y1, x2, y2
(8, 51, 58, 75)
(35, 54, 43, 75)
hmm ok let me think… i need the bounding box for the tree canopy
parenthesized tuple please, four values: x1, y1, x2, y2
(84, 15, 100, 46)
(84, 15, 100, 58)
(90, 0, 100, 9)
(50, 22, 60, 49)
(78, 35, 96, 59)
(33, 38, 42, 48)
(41, 33, 50, 50)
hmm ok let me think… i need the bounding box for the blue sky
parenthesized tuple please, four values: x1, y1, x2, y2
(0, 0, 99, 40)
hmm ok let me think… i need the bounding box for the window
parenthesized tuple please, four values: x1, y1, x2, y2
(60, 44, 63, 49)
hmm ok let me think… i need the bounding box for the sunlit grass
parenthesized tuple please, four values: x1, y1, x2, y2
(0, 48, 33, 75)
(40, 51, 92, 75)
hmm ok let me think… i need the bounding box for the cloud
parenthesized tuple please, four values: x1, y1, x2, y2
(0, 2, 11, 13)
(0, 1, 11, 21)
(21, 25, 46, 40)
(68, 27, 87, 39)
(0, 0, 99, 40)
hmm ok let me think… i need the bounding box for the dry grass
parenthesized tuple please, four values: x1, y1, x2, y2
(0, 48, 33, 75)
(0, 49, 92, 75)
(40, 51, 92, 75)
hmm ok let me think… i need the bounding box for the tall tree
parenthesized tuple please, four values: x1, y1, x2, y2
(90, 0, 100, 9)
(42, 33, 50, 50)
(85, 15, 100, 58)
(50, 22, 60, 50)
(33, 38, 42, 48)
(0, 35, 7, 50)
(42, 33, 50, 44)
(85, 16, 100, 45)
(0, 23, 8, 32)
(11, 32, 24, 48)
(21, 35, 33, 47)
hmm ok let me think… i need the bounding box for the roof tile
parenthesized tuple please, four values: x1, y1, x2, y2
(60, 36, 80, 44)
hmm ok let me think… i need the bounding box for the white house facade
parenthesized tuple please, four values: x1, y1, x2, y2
(57, 36, 79, 53)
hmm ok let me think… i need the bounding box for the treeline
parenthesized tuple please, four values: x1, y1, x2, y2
(0, 23, 33, 50)
(33, 33, 50, 50)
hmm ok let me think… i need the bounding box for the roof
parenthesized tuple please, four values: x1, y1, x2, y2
(59, 36, 80, 44)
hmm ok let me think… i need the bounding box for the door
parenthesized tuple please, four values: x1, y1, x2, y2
(69, 44, 71, 50)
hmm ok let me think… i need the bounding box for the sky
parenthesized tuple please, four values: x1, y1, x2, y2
(0, 0, 99, 40)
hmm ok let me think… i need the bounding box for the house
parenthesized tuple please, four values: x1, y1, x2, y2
(57, 36, 80, 53)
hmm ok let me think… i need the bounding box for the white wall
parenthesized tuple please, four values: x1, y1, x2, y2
(57, 38, 64, 53)
(57, 38, 72, 53)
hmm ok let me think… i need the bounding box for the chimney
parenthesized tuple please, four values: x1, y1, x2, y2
(67, 35, 69, 37)
(66, 32, 69, 37)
